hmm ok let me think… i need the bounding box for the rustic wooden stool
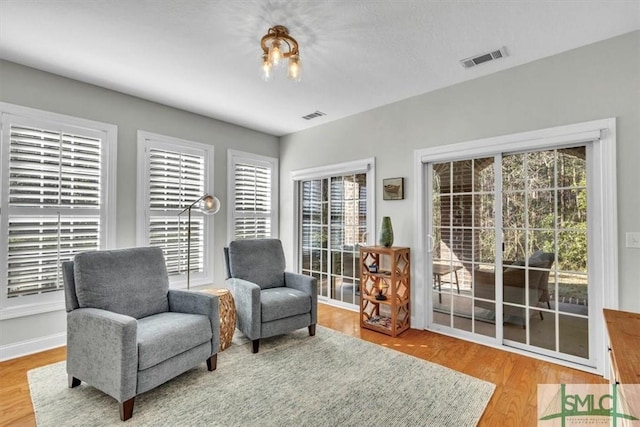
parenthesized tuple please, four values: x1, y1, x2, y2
(201, 288, 236, 351)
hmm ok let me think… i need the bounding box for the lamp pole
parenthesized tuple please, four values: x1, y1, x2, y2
(186, 204, 192, 289)
(178, 194, 220, 290)
(179, 195, 204, 290)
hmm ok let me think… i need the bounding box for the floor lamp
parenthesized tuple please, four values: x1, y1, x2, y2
(178, 194, 220, 289)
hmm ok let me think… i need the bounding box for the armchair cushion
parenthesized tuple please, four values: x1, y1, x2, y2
(74, 247, 169, 319)
(137, 312, 213, 370)
(261, 287, 312, 323)
(504, 251, 553, 272)
(228, 239, 286, 289)
(529, 250, 554, 267)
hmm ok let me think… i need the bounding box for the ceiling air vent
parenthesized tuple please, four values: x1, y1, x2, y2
(460, 47, 508, 69)
(302, 111, 326, 120)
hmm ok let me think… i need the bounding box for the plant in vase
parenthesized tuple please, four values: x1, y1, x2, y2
(378, 216, 394, 247)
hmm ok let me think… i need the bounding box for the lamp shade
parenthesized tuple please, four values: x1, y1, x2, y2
(199, 194, 221, 215)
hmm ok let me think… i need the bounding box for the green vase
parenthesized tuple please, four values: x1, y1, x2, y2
(379, 216, 394, 247)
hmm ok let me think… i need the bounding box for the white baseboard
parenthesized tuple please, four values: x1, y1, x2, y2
(0, 332, 66, 362)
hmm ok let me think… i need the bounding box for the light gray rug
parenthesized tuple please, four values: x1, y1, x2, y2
(28, 327, 494, 426)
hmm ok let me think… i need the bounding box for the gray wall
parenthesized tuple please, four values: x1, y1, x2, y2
(0, 60, 278, 348)
(280, 31, 640, 313)
(1, 30, 638, 354)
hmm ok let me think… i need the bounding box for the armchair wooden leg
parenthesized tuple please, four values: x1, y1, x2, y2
(308, 324, 316, 336)
(119, 397, 135, 421)
(252, 339, 260, 353)
(68, 375, 81, 388)
(206, 354, 217, 371)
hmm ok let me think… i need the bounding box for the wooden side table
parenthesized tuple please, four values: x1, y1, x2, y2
(201, 288, 236, 351)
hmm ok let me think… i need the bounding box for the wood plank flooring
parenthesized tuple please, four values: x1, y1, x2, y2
(319, 304, 606, 426)
(1, 346, 66, 426)
(0, 303, 606, 426)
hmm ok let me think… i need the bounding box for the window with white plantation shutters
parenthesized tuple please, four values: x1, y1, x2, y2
(228, 150, 278, 241)
(137, 132, 214, 286)
(0, 106, 116, 316)
(8, 126, 101, 296)
(148, 148, 205, 275)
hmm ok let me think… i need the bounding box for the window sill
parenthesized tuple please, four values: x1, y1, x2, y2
(0, 299, 66, 320)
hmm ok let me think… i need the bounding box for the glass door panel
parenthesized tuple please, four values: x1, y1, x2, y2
(431, 158, 495, 337)
(501, 147, 589, 360)
(301, 179, 328, 299)
(301, 173, 368, 308)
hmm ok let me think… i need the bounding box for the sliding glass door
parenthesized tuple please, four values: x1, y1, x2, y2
(429, 146, 591, 364)
(431, 157, 497, 338)
(501, 147, 589, 360)
(300, 173, 369, 308)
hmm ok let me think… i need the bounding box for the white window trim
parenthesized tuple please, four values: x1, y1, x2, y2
(0, 102, 117, 319)
(227, 149, 279, 243)
(413, 117, 617, 375)
(136, 131, 215, 288)
(291, 157, 376, 272)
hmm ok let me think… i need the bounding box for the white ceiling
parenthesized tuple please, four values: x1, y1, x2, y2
(1, 1, 639, 137)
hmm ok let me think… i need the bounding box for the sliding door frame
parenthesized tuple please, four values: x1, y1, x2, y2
(291, 158, 376, 309)
(413, 118, 617, 375)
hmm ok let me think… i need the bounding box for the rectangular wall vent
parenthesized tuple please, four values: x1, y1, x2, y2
(460, 47, 507, 69)
(302, 111, 326, 120)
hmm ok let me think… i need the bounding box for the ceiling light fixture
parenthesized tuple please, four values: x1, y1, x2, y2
(260, 25, 301, 82)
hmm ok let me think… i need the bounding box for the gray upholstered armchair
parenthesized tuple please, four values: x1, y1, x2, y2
(224, 239, 317, 353)
(62, 247, 220, 421)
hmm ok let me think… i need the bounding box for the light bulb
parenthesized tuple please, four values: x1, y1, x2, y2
(261, 54, 272, 81)
(268, 40, 282, 66)
(204, 197, 214, 210)
(200, 195, 220, 215)
(288, 54, 301, 81)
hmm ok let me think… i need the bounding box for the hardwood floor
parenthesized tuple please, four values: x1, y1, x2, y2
(0, 303, 605, 426)
(0, 346, 66, 426)
(319, 304, 606, 426)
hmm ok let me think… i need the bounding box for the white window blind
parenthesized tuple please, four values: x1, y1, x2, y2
(6, 125, 102, 297)
(137, 132, 214, 286)
(233, 162, 271, 239)
(8, 217, 100, 296)
(230, 155, 276, 240)
(147, 147, 206, 276)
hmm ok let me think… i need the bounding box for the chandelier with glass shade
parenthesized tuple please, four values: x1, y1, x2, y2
(260, 25, 301, 82)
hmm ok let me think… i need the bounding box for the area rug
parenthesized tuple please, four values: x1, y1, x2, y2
(28, 327, 495, 426)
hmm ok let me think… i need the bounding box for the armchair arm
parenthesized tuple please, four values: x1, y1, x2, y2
(285, 272, 318, 324)
(168, 290, 220, 354)
(226, 278, 260, 340)
(66, 308, 138, 402)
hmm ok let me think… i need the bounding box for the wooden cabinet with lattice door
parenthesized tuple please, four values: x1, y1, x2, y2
(359, 246, 410, 337)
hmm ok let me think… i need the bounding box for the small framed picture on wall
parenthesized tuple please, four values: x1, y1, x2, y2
(383, 177, 404, 200)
